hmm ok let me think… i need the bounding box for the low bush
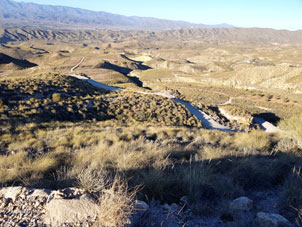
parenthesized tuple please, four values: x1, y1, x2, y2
(0, 152, 59, 185)
(98, 176, 136, 227)
(233, 130, 271, 151)
(279, 114, 302, 147)
(279, 168, 302, 224)
(75, 167, 108, 193)
(52, 93, 61, 102)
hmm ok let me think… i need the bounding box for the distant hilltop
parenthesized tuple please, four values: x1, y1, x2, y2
(0, 0, 233, 30)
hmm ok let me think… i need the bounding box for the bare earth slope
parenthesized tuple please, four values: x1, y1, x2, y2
(1, 27, 302, 45)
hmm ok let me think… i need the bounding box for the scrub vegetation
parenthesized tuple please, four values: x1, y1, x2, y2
(1, 32, 302, 225)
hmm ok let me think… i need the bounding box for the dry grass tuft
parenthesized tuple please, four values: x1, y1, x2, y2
(279, 114, 302, 147)
(98, 176, 136, 227)
(233, 130, 271, 151)
(279, 167, 302, 225)
(200, 146, 234, 161)
(74, 137, 170, 171)
(75, 167, 108, 193)
(0, 152, 58, 184)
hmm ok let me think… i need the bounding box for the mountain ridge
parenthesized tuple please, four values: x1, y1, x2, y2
(0, 0, 233, 30)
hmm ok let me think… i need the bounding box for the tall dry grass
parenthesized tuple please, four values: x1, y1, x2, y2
(74, 137, 170, 171)
(279, 114, 302, 147)
(233, 130, 271, 151)
(98, 176, 137, 227)
(0, 152, 59, 184)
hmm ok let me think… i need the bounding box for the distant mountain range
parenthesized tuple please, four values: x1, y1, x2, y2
(1, 0, 301, 46)
(0, 0, 233, 30)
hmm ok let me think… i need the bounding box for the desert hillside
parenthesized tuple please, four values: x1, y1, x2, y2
(1, 27, 302, 44)
(0, 30, 302, 226)
(1, 1, 302, 226)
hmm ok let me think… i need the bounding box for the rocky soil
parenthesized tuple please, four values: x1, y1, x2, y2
(0, 186, 296, 226)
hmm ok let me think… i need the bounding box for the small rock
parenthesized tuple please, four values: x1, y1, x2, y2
(1, 198, 12, 208)
(170, 203, 180, 212)
(128, 200, 149, 227)
(0, 187, 23, 201)
(60, 188, 78, 198)
(135, 200, 149, 211)
(139, 203, 181, 227)
(230, 196, 253, 211)
(28, 189, 51, 199)
(46, 190, 64, 203)
(163, 203, 171, 210)
(255, 212, 292, 227)
(180, 196, 188, 204)
(220, 213, 234, 222)
(43, 194, 99, 226)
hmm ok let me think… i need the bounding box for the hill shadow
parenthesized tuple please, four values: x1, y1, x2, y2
(0, 52, 37, 69)
(253, 112, 281, 125)
(95, 60, 151, 88)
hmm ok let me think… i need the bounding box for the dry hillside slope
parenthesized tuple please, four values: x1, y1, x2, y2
(1, 27, 302, 45)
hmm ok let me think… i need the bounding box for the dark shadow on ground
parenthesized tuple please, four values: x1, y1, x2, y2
(0, 52, 38, 69)
(253, 112, 281, 125)
(125, 75, 143, 87)
(2, 136, 301, 224)
(95, 60, 151, 88)
(40, 150, 302, 223)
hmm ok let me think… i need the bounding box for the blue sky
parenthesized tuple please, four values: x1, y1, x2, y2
(15, 0, 302, 30)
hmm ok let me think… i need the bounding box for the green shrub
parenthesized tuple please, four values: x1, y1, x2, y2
(52, 93, 61, 102)
(29, 98, 36, 103)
